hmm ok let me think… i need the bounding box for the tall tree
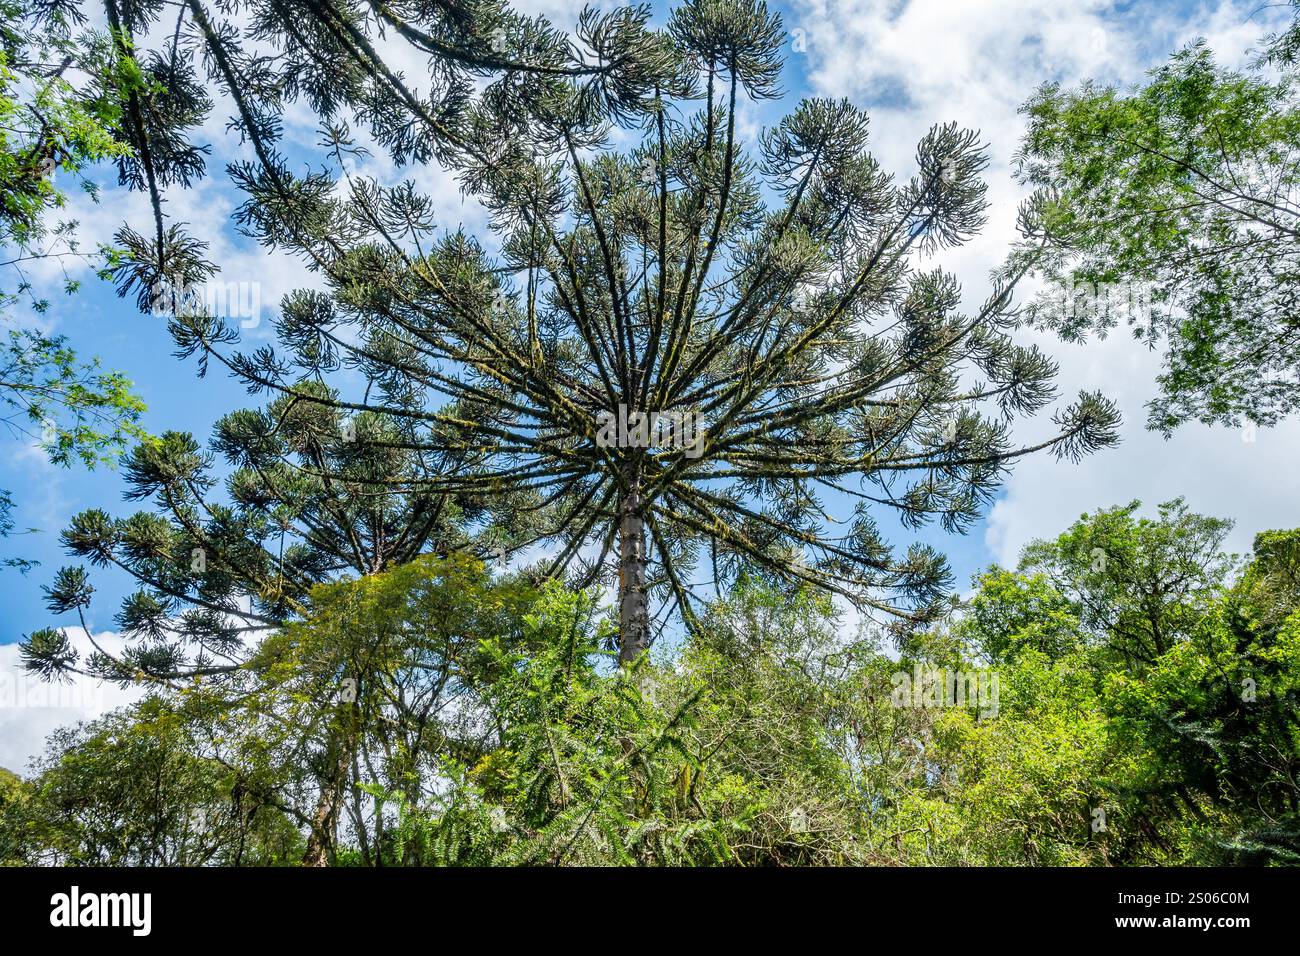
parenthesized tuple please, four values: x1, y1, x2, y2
(21, 382, 507, 861)
(16, 0, 678, 864)
(146, 0, 1118, 662)
(1015, 3, 1300, 431)
(1012, 497, 1236, 666)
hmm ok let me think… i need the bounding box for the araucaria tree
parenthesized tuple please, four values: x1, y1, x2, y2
(95, 0, 1118, 664)
(18, 0, 684, 862)
(25, 384, 492, 861)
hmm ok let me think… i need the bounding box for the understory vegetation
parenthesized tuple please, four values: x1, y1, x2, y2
(4, 501, 1296, 866)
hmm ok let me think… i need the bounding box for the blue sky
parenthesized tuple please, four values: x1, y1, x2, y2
(3, 0, 1298, 769)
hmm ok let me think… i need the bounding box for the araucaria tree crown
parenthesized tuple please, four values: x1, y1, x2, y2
(41, 0, 1120, 669)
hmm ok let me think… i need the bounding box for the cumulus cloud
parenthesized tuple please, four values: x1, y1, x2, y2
(0, 630, 143, 774)
(984, 327, 1300, 567)
(785, 0, 1299, 575)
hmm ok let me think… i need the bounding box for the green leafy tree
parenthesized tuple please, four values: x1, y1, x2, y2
(246, 552, 564, 866)
(236, 559, 886, 866)
(1015, 3, 1300, 431)
(1013, 498, 1236, 666)
(20, 383, 502, 863)
(949, 503, 1300, 864)
(1103, 529, 1300, 864)
(17, 554, 899, 866)
(14, 504, 1300, 866)
(884, 637, 1127, 865)
(0, 697, 303, 865)
(0, 0, 147, 569)
(1, 0, 127, 302)
(674, 579, 890, 863)
(0, 764, 26, 864)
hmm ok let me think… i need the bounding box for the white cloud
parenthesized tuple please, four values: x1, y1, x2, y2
(984, 328, 1300, 567)
(788, 0, 1300, 572)
(0, 630, 143, 774)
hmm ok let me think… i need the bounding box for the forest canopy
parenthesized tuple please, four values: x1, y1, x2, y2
(3, 500, 1297, 866)
(0, 0, 1297, 870)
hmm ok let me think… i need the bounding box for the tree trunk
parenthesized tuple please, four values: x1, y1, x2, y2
(302, 744, 349, 866)
(618, 476, 650, 666)
(302, 696, 357, 866)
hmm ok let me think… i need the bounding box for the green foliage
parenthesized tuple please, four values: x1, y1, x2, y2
(291, 558, 900, 865)
(940, 502, 1300, 864)
(0, 698, 303, 865)
(0, 328, 148, 468)
(886, 642, 1117, 864)
(0, 1, 147, 572)
(0, 1, 128, 304)
(9, 501, 1300, 866)
(1015, 6, 1300, 430)
(0, 765, 29, 865)
(247, 553, 761, 865)
(1015, 498, 1236, 665)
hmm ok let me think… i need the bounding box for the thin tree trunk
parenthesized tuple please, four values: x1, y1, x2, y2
(618, 473, 650, 666)
(302, 744, 350, 866)
(303, 694, 357, 866)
